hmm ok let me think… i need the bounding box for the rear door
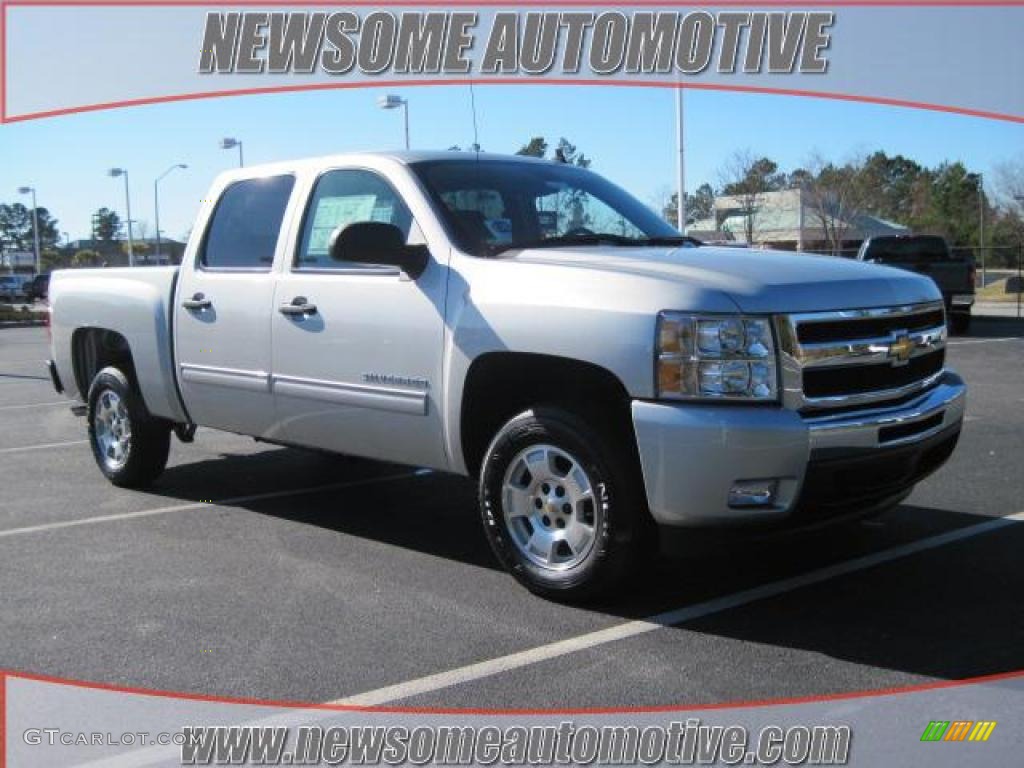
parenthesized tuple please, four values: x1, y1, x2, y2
(174, 173, 296, 436)
(270, 166, 449, 468)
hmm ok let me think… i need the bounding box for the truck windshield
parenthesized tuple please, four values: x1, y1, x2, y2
(410, 158, 687, 257)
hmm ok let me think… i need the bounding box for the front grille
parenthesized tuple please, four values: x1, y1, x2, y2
(779, 302, 947, 412)
(803, 349, 945, 398)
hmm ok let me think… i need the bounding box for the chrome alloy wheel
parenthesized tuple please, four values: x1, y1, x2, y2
(501, 444, 601, 571)
(93, 388, 132, 471)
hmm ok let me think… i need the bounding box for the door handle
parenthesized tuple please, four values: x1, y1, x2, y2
(182, 293, 212, 311)
(278, 297, 318, 316)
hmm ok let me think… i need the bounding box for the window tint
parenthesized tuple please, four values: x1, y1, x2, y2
(296, 169, 412, 270)
(865, 236, 950, 263)
(201, 175, 295, 269)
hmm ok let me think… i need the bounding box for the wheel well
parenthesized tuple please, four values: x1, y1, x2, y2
(460, 352, 636, 477)
(71, 328, 139, 400)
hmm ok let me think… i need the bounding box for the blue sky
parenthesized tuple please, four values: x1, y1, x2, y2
(2, 85, 1022, 243)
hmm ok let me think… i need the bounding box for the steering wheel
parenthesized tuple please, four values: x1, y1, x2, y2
(563, 226, 595, 237)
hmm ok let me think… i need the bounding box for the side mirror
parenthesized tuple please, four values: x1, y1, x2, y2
(328, 222, 428, 279)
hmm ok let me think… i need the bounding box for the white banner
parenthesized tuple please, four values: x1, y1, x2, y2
(2, 3, 1023, 123)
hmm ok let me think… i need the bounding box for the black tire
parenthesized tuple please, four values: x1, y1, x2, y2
(951, 312, 971, 335)
(478, 406, 651, 602)
(87, 366, 170, 488)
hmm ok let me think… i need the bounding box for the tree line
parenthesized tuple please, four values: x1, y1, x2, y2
(3, 144, 1022, 271)
(663, 150, 1024, 263)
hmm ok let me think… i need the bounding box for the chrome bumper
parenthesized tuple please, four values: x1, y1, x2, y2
(631, 371, 966, 527)
(805, 371, 965, 457)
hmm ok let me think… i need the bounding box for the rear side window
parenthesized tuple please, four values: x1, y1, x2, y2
(865, 236, 950, 263)
(201, 175, 295, 270)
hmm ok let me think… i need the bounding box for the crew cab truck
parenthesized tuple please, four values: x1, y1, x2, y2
(857, 234, 976, 334)
(48, 152, 966, 600)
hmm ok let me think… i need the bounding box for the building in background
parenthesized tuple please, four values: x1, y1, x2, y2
(690, 188, 909, 254)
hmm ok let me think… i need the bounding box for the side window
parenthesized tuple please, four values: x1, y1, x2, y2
(200, 175, 295, 270)
(296, 169, 413, 270)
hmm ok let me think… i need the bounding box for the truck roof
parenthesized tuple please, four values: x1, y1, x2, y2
(211, 150, 552, 184)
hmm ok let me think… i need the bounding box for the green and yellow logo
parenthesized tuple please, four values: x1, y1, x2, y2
(921, 721, 997, 742)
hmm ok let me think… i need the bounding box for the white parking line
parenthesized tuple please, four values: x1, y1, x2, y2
(947, 337, 1023, 346)
(0, 400, 68, 411)
(332, 509, 1024, 707)
(0, 472, 418, 541)
(0, 439, 88, 455)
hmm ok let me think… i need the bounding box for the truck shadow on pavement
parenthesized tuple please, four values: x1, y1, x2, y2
(956, 315, 1024, 338)
(152, 449, 1024, 686)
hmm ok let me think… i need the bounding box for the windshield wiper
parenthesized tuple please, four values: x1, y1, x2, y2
(487, 233, 698, 256)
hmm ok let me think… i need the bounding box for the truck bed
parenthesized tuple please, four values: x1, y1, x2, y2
(49, 266, 187, 423)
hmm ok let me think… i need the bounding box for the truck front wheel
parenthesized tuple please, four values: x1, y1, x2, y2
(478, 407, 649, 601)
(87, 367, 170, 488)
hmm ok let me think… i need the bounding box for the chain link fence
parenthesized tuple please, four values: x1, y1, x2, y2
(797, 243, 1023, 319)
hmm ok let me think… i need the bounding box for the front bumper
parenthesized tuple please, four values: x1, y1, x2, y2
(631, 370, 965, 527)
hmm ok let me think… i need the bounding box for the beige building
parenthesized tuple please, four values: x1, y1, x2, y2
(689, 188, 908, 254)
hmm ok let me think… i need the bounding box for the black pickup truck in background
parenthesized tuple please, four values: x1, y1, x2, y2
(857, 235, 976, 333)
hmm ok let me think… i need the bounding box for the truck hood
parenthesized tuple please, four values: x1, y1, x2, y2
(504, 245, 940, 313)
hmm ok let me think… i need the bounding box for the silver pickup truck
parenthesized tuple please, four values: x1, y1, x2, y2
(48, 151, 965, 600)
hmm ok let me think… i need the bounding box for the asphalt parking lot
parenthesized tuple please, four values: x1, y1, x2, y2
(0, 319, 1022, 709)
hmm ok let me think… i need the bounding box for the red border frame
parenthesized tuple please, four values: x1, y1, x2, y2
(1, 1, 1023, 124)
(4, 667, 1024, 716)
(0, 0, 1021, 724)
(0, 672, 6, 768)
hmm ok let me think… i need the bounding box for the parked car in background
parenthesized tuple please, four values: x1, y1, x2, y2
(857, 235, 975, 333)
(0, 275, 28, 302)
(25, 273, 50, 302)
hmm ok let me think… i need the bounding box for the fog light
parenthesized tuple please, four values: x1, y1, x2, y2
(728, 480, 778, 508)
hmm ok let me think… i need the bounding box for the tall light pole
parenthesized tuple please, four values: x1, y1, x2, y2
(675, 88, 686, 233)
(154, 163, 187, 263)
(977, 172, 985, 288)
(107, 168, 135, 267)
(377, 94, 410, 150)
(16, 186, 41, 275)
(220, 137, 244, 167)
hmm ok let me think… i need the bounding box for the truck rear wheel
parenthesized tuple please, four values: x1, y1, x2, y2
(87, 367, 170, 488)
(478, 407, 649, 601)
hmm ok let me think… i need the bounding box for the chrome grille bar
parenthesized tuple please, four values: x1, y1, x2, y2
(777, 301, 947, 412)
(798, 325, 946, 369)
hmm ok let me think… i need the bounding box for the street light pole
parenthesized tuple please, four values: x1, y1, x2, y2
(154, 163, 187, 263)
(108, 168, 135, 267)
(675, 88, 686, 233)
(220, 138, 244, 167)
(377, 95, 410, 150)
(977, 173, 985, 288)
(16, 186, 41, 275)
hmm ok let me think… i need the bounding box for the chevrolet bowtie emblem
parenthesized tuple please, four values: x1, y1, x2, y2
(888, 333, 915, 366)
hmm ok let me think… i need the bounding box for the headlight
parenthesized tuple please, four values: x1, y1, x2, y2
(656, 313, 778, 401)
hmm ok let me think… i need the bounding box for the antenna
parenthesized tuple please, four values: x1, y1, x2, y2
(468, 81, 481, 154)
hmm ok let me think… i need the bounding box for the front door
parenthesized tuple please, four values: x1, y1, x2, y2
(271, 168, 449, 469)
(175, 173, 295, 436)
